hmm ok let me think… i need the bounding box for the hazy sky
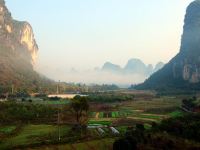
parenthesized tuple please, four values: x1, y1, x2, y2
(5, 0, 194, 84)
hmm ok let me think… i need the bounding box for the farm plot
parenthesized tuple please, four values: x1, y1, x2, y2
(89, 97, 183, 127)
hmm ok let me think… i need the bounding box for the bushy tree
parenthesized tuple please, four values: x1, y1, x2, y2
(70, 95, 89, 126)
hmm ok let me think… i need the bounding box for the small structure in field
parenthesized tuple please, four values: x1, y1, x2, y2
(110, 127, 120, 134)
(87, 124, 107, 129)
(0, 95, 7, 102)
(97, 127, 105, 135)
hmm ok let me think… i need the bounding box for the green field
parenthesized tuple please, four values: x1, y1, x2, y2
(0, 125, 70, 149)
(0, 124, 114, 150)
(169, 110, 185, 117)
(0, 126, 16, 135)
(32, 99, 70, 105)
(88, 120, 112, 126)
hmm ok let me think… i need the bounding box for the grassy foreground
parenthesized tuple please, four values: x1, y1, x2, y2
(0, 124, 114, 150)
(0, 124, 70, 149)
(31, 138, 114, 150)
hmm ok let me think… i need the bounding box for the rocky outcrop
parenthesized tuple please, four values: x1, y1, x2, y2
(178, 0, 200, 83)
(136, 0, 200, 91)
(0, 0, 38, 65)
(0, 0, 52, 91)
(14, 21, 38, 65)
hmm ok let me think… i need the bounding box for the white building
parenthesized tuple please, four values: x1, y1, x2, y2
(48, 94, 87, 99)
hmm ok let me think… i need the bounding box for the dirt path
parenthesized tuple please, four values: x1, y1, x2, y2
(142, 113, 168, 117)
(95, 112, 100, 119)
(70, 144, 77, 150)
(127, 116, 157, 122)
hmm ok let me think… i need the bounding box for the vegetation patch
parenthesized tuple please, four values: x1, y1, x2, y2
(137, 114, 162, 120)
(169, 110, 184, 118)
(34, 100, 70, 105)
(88, 120, 112, 126)
(0, 126, 16, 135)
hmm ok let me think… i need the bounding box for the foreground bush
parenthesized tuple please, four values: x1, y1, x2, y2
(113, 114, 200, 150)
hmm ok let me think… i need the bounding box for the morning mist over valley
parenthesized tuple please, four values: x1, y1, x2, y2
(1, 0, 200, 150)
(5, 0, 192, 86)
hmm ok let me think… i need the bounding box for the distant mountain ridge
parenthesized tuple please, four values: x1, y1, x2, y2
(124, 58, 147, 74)
(136, 0, 200, 91)
(101, 58, 164, 76)
(102, 62, 122, 73)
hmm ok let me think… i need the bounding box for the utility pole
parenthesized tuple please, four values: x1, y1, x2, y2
(56, 80, 60, 94)
(11, 84, 14, 94)
(58, 109, 60, 141)
(56, 84, 59, 94)
(10, 81, 14, 95)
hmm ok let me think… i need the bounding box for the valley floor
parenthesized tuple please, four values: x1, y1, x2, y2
(0, 95, 189, 149)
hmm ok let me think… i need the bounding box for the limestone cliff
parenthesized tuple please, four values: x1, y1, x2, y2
(178, 0, 200, 83)
(0, 0, 52, 92)
(14, 21, 38, 65)
(136, 0, 200, 91)
(0, 0, 38, 65)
